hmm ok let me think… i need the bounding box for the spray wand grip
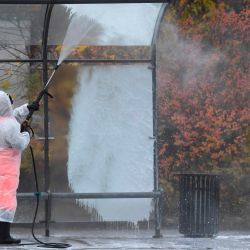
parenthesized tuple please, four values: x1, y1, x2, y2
(25, 65, 59, 123)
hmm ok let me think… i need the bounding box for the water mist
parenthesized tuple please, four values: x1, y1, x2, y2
(67, 65, 154, 222)
(57, 14, 103, 66)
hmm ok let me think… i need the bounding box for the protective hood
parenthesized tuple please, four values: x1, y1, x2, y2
(0, 90, 13, 117)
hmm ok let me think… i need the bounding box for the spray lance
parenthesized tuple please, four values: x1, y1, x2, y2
(21, 64, 60, 135)
(21, 13, 98, 133)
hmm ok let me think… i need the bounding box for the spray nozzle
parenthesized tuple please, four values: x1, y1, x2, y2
(54, 64, 60, 71)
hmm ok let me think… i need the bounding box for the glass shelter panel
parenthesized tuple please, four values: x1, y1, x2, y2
(48, 4, 161, 62)
(15, 200, 45, 224)
(0, 62, 41, 101)
(51, 198, 153, 223)
(0, 5, 46, 59)
(49, 64, 154, 223)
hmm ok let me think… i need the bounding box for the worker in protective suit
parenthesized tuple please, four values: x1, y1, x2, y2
(0, 90, 39, 244)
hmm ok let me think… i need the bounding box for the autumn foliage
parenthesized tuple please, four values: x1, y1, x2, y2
(157, 2, 250, 227)
(158, 7, 250, 175)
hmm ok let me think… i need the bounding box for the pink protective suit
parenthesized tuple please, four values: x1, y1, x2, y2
(0, 91, 30, 222)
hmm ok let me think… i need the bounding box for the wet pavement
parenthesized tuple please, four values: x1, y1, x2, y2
(1, 228, 250, 249)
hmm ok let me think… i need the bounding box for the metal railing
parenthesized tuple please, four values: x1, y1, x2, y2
(18, 191, 162, 199)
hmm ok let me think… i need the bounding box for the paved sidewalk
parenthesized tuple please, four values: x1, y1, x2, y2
(1, 228, 250, 249)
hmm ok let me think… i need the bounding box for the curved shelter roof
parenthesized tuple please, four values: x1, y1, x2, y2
(0, 1, 168, 64)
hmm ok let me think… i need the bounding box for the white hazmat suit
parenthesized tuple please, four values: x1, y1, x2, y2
(0, 90, 30, 222)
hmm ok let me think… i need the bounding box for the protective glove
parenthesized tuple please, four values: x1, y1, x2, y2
(21, 121, 30, 133)
(27, 101, 40, 112)
(21, 121, 34, 137)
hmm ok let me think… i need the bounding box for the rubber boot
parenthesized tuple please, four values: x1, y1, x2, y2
(0, 222, 21, 244)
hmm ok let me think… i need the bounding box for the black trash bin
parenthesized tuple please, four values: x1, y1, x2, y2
(178, 173, 219, 237)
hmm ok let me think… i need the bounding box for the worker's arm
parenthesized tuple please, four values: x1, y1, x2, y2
(13, 102, 40, 124)
(13, 104, 29, 124)
(5, 119, 30, 151)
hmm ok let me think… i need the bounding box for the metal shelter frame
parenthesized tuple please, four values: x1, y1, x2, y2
(0, 0, 170, 238)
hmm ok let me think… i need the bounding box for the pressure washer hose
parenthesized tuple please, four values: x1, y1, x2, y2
(29, 146, 72, 249)
(18, 63, 71, 248)
(22, 64, 71, 248)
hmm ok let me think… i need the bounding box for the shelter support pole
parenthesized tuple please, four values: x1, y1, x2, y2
(42, 3, 54, 237)
(151, 46, 162, 238)
(150, 2, 169, 238)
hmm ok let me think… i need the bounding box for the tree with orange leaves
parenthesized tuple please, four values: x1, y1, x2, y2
(157, 1, 250, 227)
(158, 6, 249, 175)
